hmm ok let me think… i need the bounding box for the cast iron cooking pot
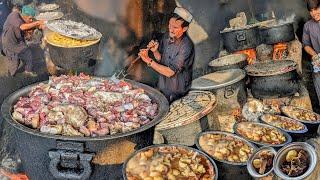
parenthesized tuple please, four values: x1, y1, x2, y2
(245, 60, 299, 99)
(220, 26, 260, 52)
(1, 78, 169, 180)
(259, 22, 295, 45)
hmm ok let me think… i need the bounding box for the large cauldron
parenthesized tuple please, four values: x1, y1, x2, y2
(246, 60, 299, 99)
(47, 42, 100, 70)
(1, 79, 169, 180)
(259, 22, 295, 45)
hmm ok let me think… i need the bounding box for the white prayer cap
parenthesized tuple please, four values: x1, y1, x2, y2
(174, 7, 193, 23)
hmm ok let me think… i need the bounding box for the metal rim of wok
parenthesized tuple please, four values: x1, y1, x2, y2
(195, 131, 257, 166)
(1, 78, 169, 141)
(44, 35, 101, 48)
(259, 114, 308, 134)
(208, 54, 247, 67)
(245, 60, 297, 77)
(46, 20, 102, 40)
(259, 22, 294, 30)
(35, 11, 64, 21)
(280, 106, 320, 125)
(122, 144, 219, 180)
(246, 146, 277, 178)
(233, 122, 292, 148)
(273, 142, 318, 180)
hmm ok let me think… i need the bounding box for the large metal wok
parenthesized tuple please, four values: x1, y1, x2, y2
(1, 78, 169, 180)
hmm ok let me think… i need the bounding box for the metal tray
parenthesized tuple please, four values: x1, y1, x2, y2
(234, 122, 292, 147)
(260, 114, 308, 134)
(122, 144, 218, 180)
(281, 106, 320, 125)
(195, 131, 257, 166)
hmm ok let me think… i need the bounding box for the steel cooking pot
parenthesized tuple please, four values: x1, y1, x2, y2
(220, 26, 260, 52)
(1, 78, 169, 180)
(259, 22, 295, 45)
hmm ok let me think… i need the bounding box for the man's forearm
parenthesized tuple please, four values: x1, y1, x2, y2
(20, 21, 40, 31)
(304, 46, 317, 58)
(153, 50, 161, 62)
(149, 59, 175, 78)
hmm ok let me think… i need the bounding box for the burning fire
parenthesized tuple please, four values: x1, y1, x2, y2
(0, 168, 28, 180)
(273, 42, 288, 60)
(235, 49, 256, 65)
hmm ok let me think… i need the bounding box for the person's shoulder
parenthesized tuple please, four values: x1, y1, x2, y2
(6, 11, 23, 26)
(304, 19, 317, 29)
(182, 34, 194, 48)
(8, 11, 20, 18)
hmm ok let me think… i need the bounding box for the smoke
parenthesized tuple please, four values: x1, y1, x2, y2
(278, 14, 296, 25)
(73, 0, 130, 22)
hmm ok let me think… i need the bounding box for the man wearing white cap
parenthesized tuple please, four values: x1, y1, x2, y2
(139, 7, 195, 103)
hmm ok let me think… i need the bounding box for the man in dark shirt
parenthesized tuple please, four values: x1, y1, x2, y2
(303, 0, 320, 104)
(2, 5, 44, 76)
(139, 7, 195, 103)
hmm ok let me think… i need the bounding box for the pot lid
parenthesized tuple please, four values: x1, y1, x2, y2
(220, 24, 258, 33)
(46, 20, 102, 40)
(259, 21, 294, 29)
(191, 69, 246, 90)
(155, 91, 216, 130)
(245, 60, 297, 76)
(209, 54, 247, 67)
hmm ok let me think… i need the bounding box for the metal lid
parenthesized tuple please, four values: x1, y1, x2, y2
(155, 91, 216, 130)
(246, 60, 297, 76)
(191, 69, 246, 90)
(220, 24, 258, 33)
(208, 54, 247, 67)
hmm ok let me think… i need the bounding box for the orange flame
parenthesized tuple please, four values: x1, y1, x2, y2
(273, 42, 288, 60)
(0, 169, 29, 180)
(235, 49, 256, 65)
